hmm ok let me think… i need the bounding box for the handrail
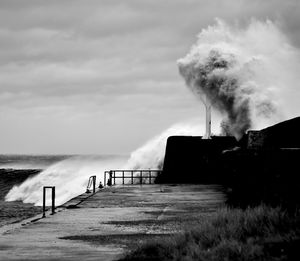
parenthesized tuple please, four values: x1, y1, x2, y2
(104, 169, 161, 186)
(42, 186, 55, 218)
(108, 169, 161, 172)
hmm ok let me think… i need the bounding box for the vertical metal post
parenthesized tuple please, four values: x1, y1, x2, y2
(51, 187, 55, 215)
(104, 172, 106, 187)
(93, 176, 96, 193)
(122, 171, 124, 185)
(43, 187, 46, 218)
(149, 171, 151, 184)
(131, 171, 133, 184)
(114, 171, 116, 185)
(140, 171, 142, 185)
(42, 186, 55, 217)
(109, 171, 112, 186)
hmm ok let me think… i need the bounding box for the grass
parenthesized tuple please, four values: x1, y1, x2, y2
(119, 205, 300, 261)
(60, 234, 173, 249)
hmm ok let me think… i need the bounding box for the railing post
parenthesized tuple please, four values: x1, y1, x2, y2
(131, 171, 133, 184)
(109, 171, 112, 186)
(42, 186, 55, 218)
(93, 176, 96, 193)
(51, 187, 55, 215)
(114, 171, 116, 185)
(140, 170, 142, 185)
(122, 171, 124, 185)
(43, 187, 46, 218)
(149, 171, 151, 184)
(86, 177, 91, 193)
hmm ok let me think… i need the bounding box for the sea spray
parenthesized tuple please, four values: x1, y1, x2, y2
(5, 121, 207, 206)
(178, 19, 300, 138)
(124, 121, 205, 169)
(5, 155, 127, 206)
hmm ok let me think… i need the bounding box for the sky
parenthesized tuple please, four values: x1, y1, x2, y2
(0, 0, 299, 154)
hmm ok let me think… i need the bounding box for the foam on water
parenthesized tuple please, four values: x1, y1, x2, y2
(0, 155, 70, 170)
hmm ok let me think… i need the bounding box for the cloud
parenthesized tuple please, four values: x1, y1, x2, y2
(0, 0, 299, 153)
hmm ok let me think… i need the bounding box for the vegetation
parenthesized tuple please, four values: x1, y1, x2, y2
(119, 205, 300, 261)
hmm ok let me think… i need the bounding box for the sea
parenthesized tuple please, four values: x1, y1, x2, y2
(0, 154, 128, 227)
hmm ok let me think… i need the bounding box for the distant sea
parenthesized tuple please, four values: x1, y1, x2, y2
(0, 155, 71, 227)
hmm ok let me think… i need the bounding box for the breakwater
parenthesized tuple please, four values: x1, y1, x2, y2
(0, 184, 225, 261)
(157, 117, 300, 209)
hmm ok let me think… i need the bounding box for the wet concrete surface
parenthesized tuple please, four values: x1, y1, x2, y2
(0, 184, 225, 261)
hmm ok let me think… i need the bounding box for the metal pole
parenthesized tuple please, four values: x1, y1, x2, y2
(42, 187, 46, 218)
(93, 176, 96, 193)
(109, 171, 112, 186)
(104, 172, 106, 187)
(122, 171, 124, 185)
(114, 171, 116, 185)
(140, 171, 142, 185)
(87, 177, 91, 189)
(149, 171, 151, 184)
(131, 171, 133, 184)
(51, 187, 55, 215)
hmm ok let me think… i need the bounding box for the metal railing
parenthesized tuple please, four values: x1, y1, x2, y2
(104, 170, 161, 186)
(86, 175, 96, 193)
(42, 186, 55, 218)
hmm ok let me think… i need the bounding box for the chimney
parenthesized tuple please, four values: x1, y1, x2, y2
(202, 95, 212, 139)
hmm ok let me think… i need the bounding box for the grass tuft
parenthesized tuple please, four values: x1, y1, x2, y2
(119, 205, 300, 261)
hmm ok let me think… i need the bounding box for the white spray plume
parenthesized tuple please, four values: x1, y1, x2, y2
(5, 155, 126, 206)
(125, 120, 205, 170)
(5, 121, 206, 206)
(178, 19, 300, 138)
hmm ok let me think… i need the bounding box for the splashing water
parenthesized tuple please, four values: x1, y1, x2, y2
(125, 120, 205, 170)
(5, 121, 206, 206)
(178, 19, 300, 138)
(5, 155, 127, 206)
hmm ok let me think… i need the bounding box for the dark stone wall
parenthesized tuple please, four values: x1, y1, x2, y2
(246, 117, 300, 149)
(222, 148, 300, 209)
(157, 117, 300, 208)
(157, 136, 237, 183)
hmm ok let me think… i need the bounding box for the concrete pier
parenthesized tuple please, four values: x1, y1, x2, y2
(0, 185, 225, 261)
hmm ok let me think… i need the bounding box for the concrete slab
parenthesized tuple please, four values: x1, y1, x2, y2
(0, 184, 225, 261)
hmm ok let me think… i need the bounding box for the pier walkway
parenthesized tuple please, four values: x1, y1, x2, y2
(0, 185, 225, 261)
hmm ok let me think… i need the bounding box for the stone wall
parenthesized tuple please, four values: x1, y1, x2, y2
(158, 136, 236, 183)
(246, 116, 300, 149)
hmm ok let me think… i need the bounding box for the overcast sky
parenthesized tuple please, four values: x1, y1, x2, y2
(0, 0, 299, 154)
